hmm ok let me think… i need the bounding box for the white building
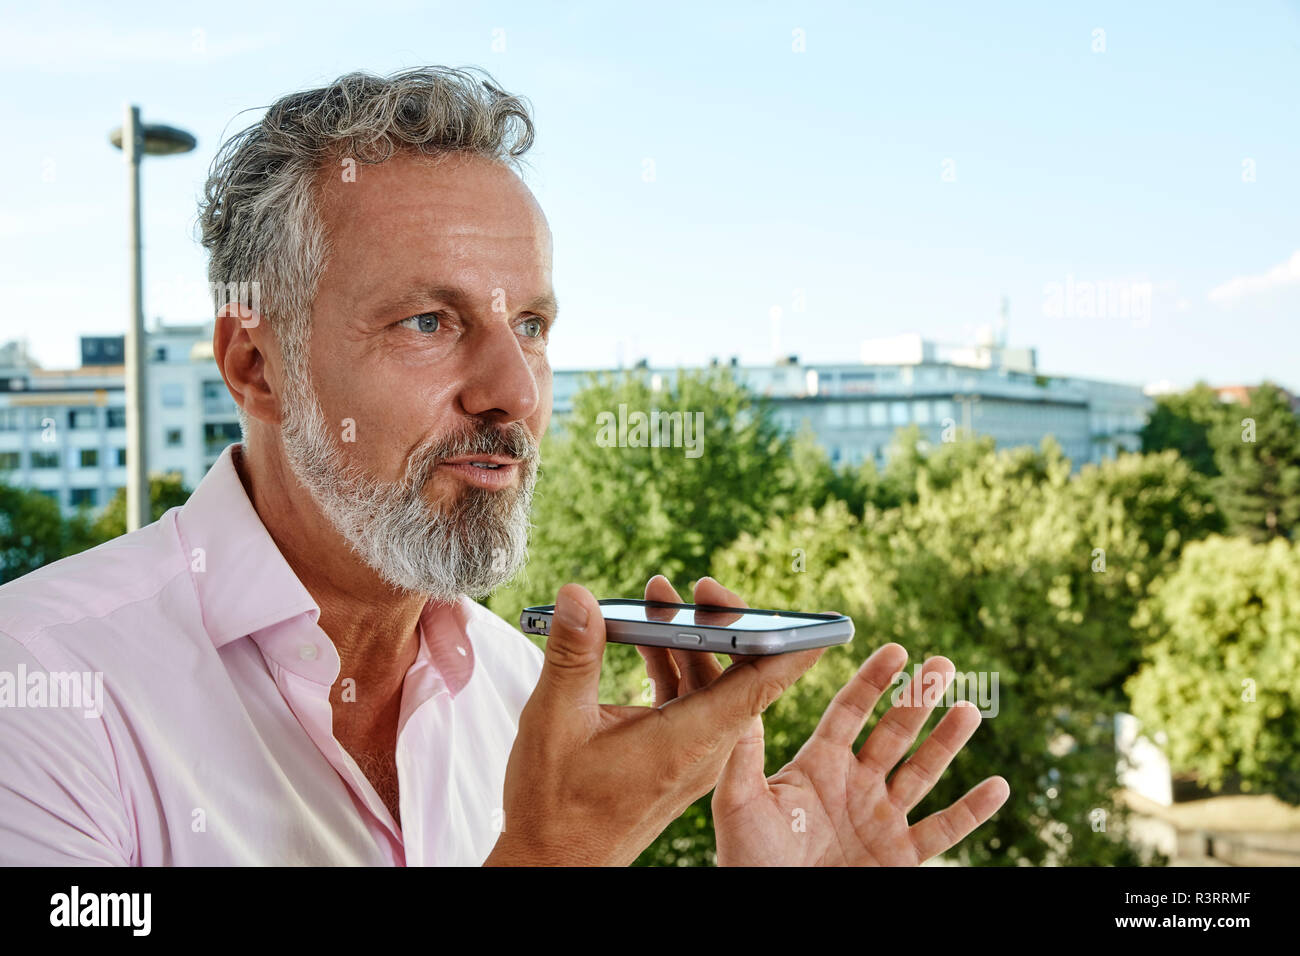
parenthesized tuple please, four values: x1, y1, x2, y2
(0, 326, 1152, 514)
(0, 324, 240, 513)
(552, 333, 1151, 469)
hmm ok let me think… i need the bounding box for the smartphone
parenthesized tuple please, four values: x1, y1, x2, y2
(519, 599, 854, 655)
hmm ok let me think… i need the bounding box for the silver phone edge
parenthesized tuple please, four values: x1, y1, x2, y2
(518, 609, 854, 656)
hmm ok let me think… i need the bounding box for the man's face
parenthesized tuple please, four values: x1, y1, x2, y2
(278, 150, 555, 598)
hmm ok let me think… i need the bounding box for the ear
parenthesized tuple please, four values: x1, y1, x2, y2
(213, 302, 282, 426)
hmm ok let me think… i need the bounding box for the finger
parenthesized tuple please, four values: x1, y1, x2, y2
(530, 583, 606, 732)
(886, 699, 983, 814)
(662, 577, 728, 693)
(857, 656, 956, 774)
(691, 576, 746, 627)
(808, 643, 909, 750)
(646, 573, 722, 696)
(693, 576, 747, 608)
(639, 575, 683, 706)
(713, 715, 767, 814)
(660, 644, 827, 746)
(636, 643, 680, 708)
(909, 776, 1010, 862)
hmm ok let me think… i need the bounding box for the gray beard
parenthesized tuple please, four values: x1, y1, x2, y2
(277, 373, 537, 601)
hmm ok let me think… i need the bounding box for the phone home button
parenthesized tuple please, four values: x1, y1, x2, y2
(674, 632, 703, 646)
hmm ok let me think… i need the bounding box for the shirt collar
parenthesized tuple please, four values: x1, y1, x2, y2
(175, 443, 320, 650)
(175, 443, 479, 698)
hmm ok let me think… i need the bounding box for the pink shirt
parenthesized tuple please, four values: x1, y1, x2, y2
(0, 443, 543, 865)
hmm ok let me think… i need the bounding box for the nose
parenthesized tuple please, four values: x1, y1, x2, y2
(457, 321, 542, 432)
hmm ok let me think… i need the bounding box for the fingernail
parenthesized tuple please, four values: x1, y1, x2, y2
(555, 592, 589, 631)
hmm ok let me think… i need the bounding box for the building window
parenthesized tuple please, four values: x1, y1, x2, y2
(115, 447, 127, 467)
(31, 450, 59, 469)
(0, 451, 19, 470)
(825, 403, 846, 428)
(38, 489, 59, 504)
(202, 380, 236, 415)
(912, 400, 931, 424)
(166, 428, 183, 447)
(68, 408, 98, 429)
(153, 346, 168, 362)
(869, 403, 887, 427)
(70, 488, 97, 508)
(79, 448, 98, 468)
(848, 403, 867, 427)
(203, 421, 242, 454)
(934, 400, 954, 423)
(106, 407, 127, 429)
(160, 383, 185, 408)
(890, 402, 909, 426)
(0, 408, 22, 431)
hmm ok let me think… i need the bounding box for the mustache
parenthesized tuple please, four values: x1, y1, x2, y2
(409, 421, 539, 485)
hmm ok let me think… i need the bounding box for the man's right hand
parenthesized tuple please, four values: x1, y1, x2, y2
(483, 580, 824, 866)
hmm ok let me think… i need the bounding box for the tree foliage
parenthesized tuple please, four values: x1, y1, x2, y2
(1210, 383, 1300, 542)
(1140, 383, 1226, 476)
(0, 482, 68, 583)
(0, 474, 192, 584)
(1127, 535, 1300, 802)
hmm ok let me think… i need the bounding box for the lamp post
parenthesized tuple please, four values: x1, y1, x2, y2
(108, 106, 196, 532)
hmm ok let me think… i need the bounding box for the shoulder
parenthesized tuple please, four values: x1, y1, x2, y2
(0, 512, 189, 650)
(0, 630, 135, 865)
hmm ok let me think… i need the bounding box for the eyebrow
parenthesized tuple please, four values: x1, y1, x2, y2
(373, 286, 559, 324)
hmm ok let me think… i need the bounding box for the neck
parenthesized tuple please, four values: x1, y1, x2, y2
(231, 441, 427, 720)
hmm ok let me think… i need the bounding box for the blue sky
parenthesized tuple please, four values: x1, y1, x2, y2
(1, 0, 1297, 391)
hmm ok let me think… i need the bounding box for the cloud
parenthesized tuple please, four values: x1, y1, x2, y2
(1208, 249, 1300, 303)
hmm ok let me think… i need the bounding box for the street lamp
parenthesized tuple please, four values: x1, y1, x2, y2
(108, 105, 196, 532)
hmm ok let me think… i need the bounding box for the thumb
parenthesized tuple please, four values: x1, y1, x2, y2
(532, 583, 607, 725)
(714, 715, 768, 815)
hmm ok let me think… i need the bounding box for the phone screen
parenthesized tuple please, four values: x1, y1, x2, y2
(597, 600, 837, 631)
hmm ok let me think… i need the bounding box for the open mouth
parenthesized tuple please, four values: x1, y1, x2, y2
(437, 458, 520, 488)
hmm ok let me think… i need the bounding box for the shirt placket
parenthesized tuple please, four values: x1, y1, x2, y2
(253, 617, 406, 862)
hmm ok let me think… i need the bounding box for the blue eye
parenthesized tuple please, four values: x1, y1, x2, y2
(520, 317, 544, 338)
(399, 312, 441, 333)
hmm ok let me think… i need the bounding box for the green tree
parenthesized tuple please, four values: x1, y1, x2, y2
(776, 422, 881, 517)
(1068, 450, 1225, 694)
(0, 482, 67, 583)
(1210, 383, 1300, 541)
(708, 441, 1161, 866)
(1127, 535, 1300, 803)
(486, 367, 812, 706)
(90, 474, 193, 543)
(1140, 383, 1227, 476)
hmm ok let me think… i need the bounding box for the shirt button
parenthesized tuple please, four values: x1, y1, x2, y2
(298, 644, 319, 661)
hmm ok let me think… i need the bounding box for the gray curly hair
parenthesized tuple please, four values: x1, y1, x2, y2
(196, 65, 536, 435)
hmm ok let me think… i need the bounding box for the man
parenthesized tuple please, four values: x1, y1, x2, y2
(0, 66, 1007, 865)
